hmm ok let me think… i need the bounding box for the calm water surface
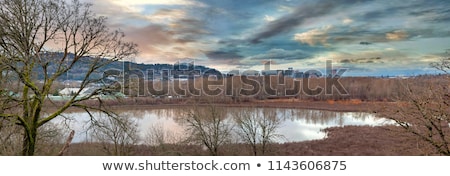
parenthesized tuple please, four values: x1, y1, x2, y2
(56, 107, 387, 143)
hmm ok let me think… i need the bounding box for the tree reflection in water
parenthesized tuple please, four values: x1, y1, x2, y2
(59, 107, 385, 143)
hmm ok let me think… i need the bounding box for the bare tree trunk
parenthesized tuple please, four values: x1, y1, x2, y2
(252, 144, 257, 156)
(58, 130, 75, 156)
(22, 127, 37, 156)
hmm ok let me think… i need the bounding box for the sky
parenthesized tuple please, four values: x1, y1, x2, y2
(83, 0, 450, 76)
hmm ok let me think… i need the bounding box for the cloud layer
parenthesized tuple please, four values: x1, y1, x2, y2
(85, 0, 450, 76)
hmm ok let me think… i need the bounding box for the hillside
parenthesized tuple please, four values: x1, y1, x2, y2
(33, 53, 219, 81)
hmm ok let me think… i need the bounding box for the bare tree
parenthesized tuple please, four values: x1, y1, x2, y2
(259, 109, 283, 155)
(233, 108, 282, 155)
(145, 123, 183, 146)
(91, 115, 139, 156)
(0, 0, 137, 155)
(146, 123, 169, 147)
(145, 123, 185, 155)
(378, 59, 450, 155)
(34, 121, 68, 155)
(182, 105, 233, 156)
(430, 58, 450, 74)
(0, 120, 22, 155)
(233, 109, 259, 155)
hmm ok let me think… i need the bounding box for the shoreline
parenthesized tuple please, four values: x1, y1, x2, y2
(106, 99, 383, 113)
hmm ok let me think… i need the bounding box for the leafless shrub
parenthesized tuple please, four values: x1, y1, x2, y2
(181, 105, 234, 156)
(144, 123, 186, 155)
(0, 119, 67, 155)
(90, 115, 140, 156)
(0, 119, 22, 155)
(146, 123, 185, 146)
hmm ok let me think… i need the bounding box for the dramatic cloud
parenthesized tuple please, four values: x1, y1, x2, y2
(84, 0, 450, 76)
(386, 30, 409, 41)
(142, 0, 198, 5)
(206, 51, 244, 60)
(340, 57, 383, 64)
(248, 0, 372, 43)
(264, 15, 276, 22)
(147, 9, 187, 24)
(322, 49, 418, 74)
(87, 0, 148, 25)
(294, 26, 333, 46)
(203, 50, 245, 66)
(109, 0, 205, 8)
(87, 0, 214, 63)
(342, 18, 354, 25)
(246, 48, 312, 62)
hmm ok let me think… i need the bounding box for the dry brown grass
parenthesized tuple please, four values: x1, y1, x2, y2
(63, 125, 436, 156)
(273, 126, 436, 156)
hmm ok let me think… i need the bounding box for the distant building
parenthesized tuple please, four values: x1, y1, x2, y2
(293, 71, 304, 78)
(261, 70, 282, 76)
(241, 70, 260, 76)
(59, 87, 99, 97)
(283, 67, 294, 77)
(292, 70, 322, 78)
(59, 88, 81, 96)
(224, 70, 241, 77)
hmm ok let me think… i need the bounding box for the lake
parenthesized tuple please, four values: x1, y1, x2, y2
(55, 107, 387, 143)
